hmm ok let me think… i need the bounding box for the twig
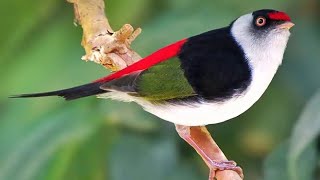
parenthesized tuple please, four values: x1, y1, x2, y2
(66, 0, 243, 179)
(67, 0, 142, 71)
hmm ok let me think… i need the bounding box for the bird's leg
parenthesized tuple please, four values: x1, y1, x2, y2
(175, 125, 244, 180)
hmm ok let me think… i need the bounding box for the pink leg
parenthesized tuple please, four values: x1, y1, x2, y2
(175, 125, 243, 180)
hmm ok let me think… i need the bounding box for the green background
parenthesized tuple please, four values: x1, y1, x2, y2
(0, 0, 319, 180)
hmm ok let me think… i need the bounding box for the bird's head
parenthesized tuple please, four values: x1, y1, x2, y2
(231, 9, 294, 67)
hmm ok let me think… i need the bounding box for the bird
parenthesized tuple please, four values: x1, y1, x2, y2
(11, 9, 294, 178)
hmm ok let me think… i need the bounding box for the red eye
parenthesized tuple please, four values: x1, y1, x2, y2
(256, 16, 266, 27)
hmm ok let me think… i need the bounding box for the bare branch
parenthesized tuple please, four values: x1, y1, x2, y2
(67, 0, 142, 71)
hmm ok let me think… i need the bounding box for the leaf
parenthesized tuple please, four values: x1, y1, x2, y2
(0, 104, 103, 180)
(44, 144, 78, 180)
(264, 90, 320, 180)
(109, 132, 205, 180)
(57, 125, 116, 180)
(109, 134, 179, 180)
(264, 141, 317, 180)
(264, 142, 290, 180)
(0, 0, 60, 64)
(288, 91, 320, 180)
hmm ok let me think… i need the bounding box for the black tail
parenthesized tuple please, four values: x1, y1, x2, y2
(10, 82, 105, 101)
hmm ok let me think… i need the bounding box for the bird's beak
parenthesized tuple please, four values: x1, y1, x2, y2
(277, 21, 295, 30)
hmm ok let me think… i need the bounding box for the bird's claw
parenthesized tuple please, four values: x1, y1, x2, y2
(208, 160, 244, 180)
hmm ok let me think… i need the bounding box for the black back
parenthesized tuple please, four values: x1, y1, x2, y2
(178, 27, 252, 102)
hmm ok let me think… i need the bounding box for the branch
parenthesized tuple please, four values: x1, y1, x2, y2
(67, 0, 243, 179)
(67, 0, 142, 71)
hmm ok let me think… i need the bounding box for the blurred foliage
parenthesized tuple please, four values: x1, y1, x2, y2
(0, 0, 319, 180)
(264, 91, 320, 180)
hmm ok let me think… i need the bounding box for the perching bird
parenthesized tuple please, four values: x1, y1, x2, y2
(12, 9, 293, 126)
(12, 9, 294, 178)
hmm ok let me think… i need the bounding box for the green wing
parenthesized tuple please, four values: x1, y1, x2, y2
(100, 58, 196, 101)
(136, 58, 195, 101)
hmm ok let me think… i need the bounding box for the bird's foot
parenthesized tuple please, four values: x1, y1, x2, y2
(175, 125, 244, 180)
(208, 160, 244, 180)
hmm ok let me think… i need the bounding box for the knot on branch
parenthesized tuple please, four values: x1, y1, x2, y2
(82, 24, 142, 71)
(68, 0, 142, 71)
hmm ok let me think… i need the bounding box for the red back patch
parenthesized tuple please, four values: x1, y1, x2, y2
(94, 38, 187, 83)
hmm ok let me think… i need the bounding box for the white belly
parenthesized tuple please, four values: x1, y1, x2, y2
(100, 64, 279, 126)
(137, 67, 278, 126)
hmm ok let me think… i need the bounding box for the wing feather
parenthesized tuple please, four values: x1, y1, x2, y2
(101, 58, 196, 101)
(94, 39, 187, 83)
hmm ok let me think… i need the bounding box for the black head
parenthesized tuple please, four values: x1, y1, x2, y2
(251, 9, 293, 32)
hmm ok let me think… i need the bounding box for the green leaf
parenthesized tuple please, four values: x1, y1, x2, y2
(0, 0, 60, 63)
(288, 91, 320, 180)
(264, 142, 317, 180)
(0, 104, 103, 180)
(264, 143, 290, 180)
(44, 144, 78, 180)
(58, 125, 116, 180)
(264, 90, 320, 180)
(109, 134, 179, 180)
(109, 132, 204, 180)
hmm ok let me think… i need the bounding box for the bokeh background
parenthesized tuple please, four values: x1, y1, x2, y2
(1, 0, 319, 180)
